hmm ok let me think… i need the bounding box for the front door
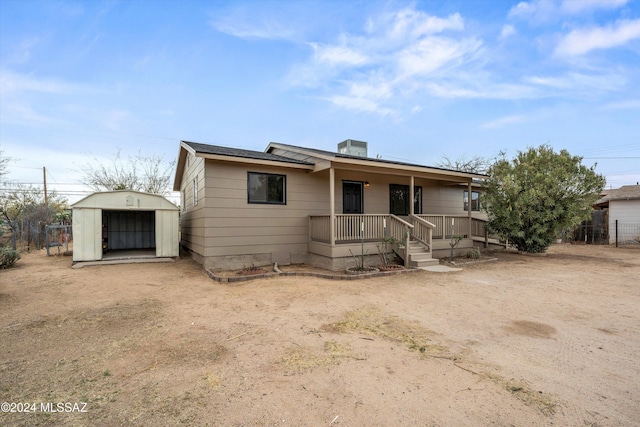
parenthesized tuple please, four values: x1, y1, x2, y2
(343, 181, 363, 214)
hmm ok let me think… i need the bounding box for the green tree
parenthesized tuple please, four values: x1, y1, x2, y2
(482, 145, 605, 253)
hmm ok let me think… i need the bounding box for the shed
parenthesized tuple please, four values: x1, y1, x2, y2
(72, 190, 179, 262)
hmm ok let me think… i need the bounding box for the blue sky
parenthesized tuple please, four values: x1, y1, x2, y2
(1, 0, 639, 204)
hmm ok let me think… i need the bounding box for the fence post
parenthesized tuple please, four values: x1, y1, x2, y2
(615, 220, 618, 248)
(484, 226, 488, 248)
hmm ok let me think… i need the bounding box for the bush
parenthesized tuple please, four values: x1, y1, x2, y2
(467, 247, 481, 259)
(0, 247, 20, 269)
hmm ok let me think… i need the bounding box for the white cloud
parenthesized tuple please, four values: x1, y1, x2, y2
(561, 0, 628, 14)
(500, 24, 516, 40)
(327, 95, 394, 116)
(0, 102, 61, 126)
(555, 19, 640, 56)
(601, 99, 640, 110)
(285, 7, 483, 115)
(211, 17, 295, 40)
(311, 44, 370, 66)
(425, 82, 537, 100)
(524, 72, 626, 93)
(508, 0, 556, 22)
(480, 114, 528, 129)
(396, 36, 482, 78)
(509, 0, 628, 23)
(0, 69, 77, 94)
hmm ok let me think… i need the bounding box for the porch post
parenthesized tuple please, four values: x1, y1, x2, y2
(330, 167, 335, 246)
(410, 175, 415, 216)
(467, 181, 472, 238)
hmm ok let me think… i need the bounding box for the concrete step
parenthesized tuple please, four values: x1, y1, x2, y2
(409, 252, 433, 262)
(410, 258, 440, 268)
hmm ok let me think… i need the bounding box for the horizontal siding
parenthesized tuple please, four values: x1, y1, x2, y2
(201, 161, 327, 260)
(206, 242, 308, 256)
(179, 154, 206, 256)
(610, 200, 640, 223)
(332, 171, 471, 215)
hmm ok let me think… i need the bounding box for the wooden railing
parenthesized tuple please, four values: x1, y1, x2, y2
(409, 214, 434, 251)
(309, 214, 414, 266)
(310, 213, 490, 247)
(388, 215, 413, 267)
(471, 218, 486, 238)
(309, 214, 410, 243)
(418, 215, 471, 239)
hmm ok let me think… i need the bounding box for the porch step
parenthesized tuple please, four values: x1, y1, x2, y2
(408, 253, 439, 268)
(405, 240, 439, 268)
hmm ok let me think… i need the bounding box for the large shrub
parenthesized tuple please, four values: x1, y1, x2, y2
(483, 145, 605, 253)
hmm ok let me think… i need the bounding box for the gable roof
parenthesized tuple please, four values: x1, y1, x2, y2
(266, 142, 488, 181)
(596, 185, 640, 205)
(182, 141, 313, 165)
(173, 141, 314, 190)
(174, 139, 488, 191)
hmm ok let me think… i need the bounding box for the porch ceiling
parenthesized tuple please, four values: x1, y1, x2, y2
(319, 161, 476, 183)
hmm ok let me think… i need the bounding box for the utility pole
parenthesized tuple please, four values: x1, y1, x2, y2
(43, 166, 48, 205)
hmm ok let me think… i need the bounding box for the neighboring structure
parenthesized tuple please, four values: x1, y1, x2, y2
(595, 184, 640, 244)
(173, 140, 490, 271)
(72, 190, 179, 262)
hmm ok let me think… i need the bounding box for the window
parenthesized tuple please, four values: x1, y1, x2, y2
(193, 175, 198, 206)
(389, 184, 422, 215)
(248, 172, 286, 204)
(182, 189, 186, 211)
(464, 190, 480, 211)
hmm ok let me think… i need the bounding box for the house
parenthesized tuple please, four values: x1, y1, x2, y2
(594, 184, 640, 245)
(72, 190, 180, 262)
(173, 139, 490, 271)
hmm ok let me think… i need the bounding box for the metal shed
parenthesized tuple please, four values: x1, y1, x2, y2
(72, 190, 179, 262)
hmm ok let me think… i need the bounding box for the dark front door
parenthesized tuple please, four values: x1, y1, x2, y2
(343, 181, 363, 214)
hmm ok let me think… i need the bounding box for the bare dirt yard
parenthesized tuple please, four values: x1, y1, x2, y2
(1, 244, 639, 426)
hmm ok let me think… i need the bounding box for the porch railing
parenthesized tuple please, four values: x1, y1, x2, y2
(409, 214, 434, 251)
(309, 214, 498, 253)
(309, 214, 413, 243)
(418, 215, 472, 239)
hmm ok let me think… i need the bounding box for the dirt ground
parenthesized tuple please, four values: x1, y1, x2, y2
(1, 244, 639, 427)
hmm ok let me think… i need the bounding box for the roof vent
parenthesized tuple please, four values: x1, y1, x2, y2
(337, 139, 368, 157)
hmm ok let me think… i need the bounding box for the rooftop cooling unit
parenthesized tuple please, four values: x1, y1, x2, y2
(337, 139, 368, 157)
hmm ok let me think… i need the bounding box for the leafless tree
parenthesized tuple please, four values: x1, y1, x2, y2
(0, 146, 10, 181)
(81, 149, 175, 195)
(437, 155, 492, 174)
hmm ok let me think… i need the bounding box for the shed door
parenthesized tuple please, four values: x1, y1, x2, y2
(343, 181, 363, 214)
(103, 211, 156, 250)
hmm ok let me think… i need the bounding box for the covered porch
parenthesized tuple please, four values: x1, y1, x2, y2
(309, 213, 492, 268)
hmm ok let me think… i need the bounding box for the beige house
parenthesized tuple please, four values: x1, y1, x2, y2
(173, 140, 490, 271)
(72, 190, 180, 262)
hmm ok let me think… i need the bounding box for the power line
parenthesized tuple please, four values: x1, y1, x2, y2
(583, 157, 640, 159)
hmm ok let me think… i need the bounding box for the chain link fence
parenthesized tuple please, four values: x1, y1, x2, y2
(612, 221, 640, 247)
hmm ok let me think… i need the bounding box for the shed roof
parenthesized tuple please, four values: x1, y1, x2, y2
(72, 190, 179, 210)
(595, 185, 640, 206)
